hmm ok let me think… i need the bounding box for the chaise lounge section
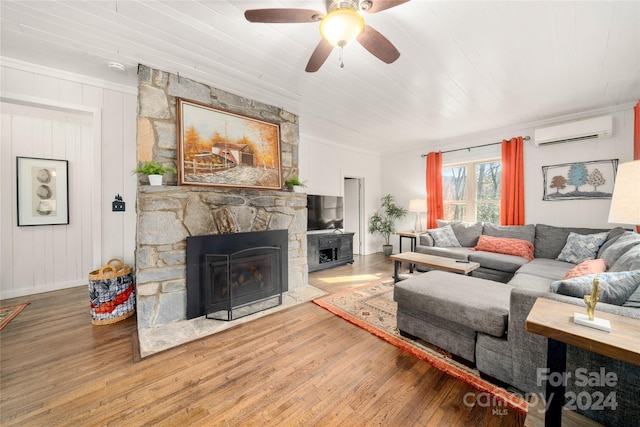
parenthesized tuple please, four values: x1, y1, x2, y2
(394, 222, 640, 426)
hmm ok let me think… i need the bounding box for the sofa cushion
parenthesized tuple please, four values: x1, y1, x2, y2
(550, 270, 640, 305)
(609, 245, 640, 272)
(563, 259, 607, 279)
(415, 246, 471, 260)
(515, 258, 575, 280)
(556, 231, 609, 264)
(483, 223, 535, 245)
(623, 283, 640, 308)
(427, 224, 461, 247)
(600, 231, 640, 267)
(468, 250, 530, 273)
(473, 235, 534, 261)
(508, 272, 558, 291)
(437, 220, 483, 247)
(534, 224, 610, 259)
(393, 270, 512, 337)
(596, 227, 629, 257)
(418, 232, 434, 247)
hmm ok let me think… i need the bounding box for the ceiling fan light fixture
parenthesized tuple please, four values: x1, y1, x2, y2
(320, 8, 364, 47)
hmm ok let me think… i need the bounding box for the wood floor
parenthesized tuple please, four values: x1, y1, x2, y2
(1, 254, 525, 427)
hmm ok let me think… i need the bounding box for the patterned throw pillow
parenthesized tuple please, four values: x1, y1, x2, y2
(473, 235, 534, 260)
(550, 270, 640, 306)
(427, 224, 461, 247)
(557, 232, 609, 264)
(563, 259, 607, 280)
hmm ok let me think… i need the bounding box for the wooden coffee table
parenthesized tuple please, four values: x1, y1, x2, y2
(389, 252, 480, 283)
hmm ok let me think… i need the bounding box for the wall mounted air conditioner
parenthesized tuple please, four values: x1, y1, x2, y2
(534, 114, 613, 146)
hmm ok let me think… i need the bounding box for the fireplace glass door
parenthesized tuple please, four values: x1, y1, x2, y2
(205, 247, 282, 320)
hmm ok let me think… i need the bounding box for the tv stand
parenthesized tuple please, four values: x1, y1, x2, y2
(307, 232, 354, 272)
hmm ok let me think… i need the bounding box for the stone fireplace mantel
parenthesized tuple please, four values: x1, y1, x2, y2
(135, 65, 310, 356)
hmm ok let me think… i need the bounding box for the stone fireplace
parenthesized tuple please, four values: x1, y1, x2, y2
(135, 65, 307, 351)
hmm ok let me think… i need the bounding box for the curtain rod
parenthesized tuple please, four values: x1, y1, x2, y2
(420, 136, 530, 158)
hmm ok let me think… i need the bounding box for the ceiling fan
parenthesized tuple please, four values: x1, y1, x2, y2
(244, 0, 410, 72)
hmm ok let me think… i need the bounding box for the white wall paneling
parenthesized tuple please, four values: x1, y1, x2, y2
(299, 134, 382, 255)
(0, 60, 137, 299)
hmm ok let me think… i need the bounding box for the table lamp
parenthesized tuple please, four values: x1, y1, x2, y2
(408, 199, 427, 232)
(608, 160, 640, 231)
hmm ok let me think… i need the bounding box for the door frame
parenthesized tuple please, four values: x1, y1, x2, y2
(343, 175, 365, 255)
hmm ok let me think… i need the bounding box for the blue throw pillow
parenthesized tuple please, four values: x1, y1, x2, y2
(427, 224, 461, 247)
(557, 232, 609, 264)
(550, 270, 640, 306)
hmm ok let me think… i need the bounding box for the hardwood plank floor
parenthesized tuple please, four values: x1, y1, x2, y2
(1, 254, 525, 426)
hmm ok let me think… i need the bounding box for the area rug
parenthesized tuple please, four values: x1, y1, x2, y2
(0, 303, 29, 331)
(313, 279, 528, 414)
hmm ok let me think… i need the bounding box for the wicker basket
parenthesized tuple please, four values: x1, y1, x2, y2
(88, 258, 135, 325)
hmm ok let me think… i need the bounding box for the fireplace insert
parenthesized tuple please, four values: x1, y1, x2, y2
(186, 230, 288, 320)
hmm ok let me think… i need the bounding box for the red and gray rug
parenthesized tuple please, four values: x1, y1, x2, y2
(0, 303, 29, 331)
(313, 279, 528, 414)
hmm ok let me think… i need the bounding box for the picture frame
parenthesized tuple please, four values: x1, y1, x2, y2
(542, 159, 618, 201)
(176, 98, 282, 190)
(17, 156, 69, 226)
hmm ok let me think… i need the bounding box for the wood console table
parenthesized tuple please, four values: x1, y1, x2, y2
(525, 298, 640, 427)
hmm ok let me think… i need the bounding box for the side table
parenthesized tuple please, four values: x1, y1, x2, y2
(397, 231, 421, 253)
(525, 298, 640, 427)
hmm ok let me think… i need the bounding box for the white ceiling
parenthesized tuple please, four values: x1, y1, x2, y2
(1, 1, 639, 154)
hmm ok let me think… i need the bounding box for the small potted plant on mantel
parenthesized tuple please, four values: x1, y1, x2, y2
(284, 177, 306, 193)
(133, 161, 176, 186)
(369, 194, 407, 256)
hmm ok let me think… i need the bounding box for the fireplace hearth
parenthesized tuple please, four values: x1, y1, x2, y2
(186, 230, 288, 320)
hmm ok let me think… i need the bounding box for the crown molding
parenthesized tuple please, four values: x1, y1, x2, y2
(0, 56, 138, 95)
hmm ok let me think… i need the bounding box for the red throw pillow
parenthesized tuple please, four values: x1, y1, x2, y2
(563, 258, 607, 280)
(473, 235, 535, 261)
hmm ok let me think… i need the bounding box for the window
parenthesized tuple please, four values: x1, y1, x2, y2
(442, 160, 501, 223)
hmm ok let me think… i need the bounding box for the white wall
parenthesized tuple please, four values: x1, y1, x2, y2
(0, 58, 137, 299)
(382, 104, 636, 253)
(299, 135, 382, 255)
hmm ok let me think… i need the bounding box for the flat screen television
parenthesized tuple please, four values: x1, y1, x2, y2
(307, 194, 344, 231)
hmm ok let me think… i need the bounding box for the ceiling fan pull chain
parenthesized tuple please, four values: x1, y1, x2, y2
(340, 46, 345, 69)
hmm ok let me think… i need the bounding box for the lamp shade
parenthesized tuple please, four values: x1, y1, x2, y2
(319, 8, 364, 47)
(409, 199, 427, 213)
(608, 160, 640, 225)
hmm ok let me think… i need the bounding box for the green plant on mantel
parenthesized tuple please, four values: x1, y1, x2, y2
(132, 161, 176, 176)
(284, 176, 306, 190)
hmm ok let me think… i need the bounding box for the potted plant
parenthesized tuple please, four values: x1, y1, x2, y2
(133, 161, 176, 186)
(284, 177, 306, 193)
(368, 194, 407, 256)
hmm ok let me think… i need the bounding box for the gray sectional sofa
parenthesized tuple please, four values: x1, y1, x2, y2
(393, 222, 640, 426)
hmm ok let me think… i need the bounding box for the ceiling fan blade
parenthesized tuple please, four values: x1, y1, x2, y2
(366, 0, 410, 14)
(244, 9, 323, 23)
(305, 39, 334, 72)
(357, 25, 400, 64)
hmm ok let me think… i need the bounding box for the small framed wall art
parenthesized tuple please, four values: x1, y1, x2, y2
(176, 98, 282, 190)
(16, 156, 69, 226)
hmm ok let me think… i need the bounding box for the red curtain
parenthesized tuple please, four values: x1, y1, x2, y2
(634, 101, 639, 231)
(426, 152, 443, 229)
(634, 100, 640, 161)
(500, 137, 525, 225)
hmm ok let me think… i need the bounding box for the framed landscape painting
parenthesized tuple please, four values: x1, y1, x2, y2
(542, 159, 618, 201)
(176, 98, 282, 190)
(17, 156, 69, 226)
